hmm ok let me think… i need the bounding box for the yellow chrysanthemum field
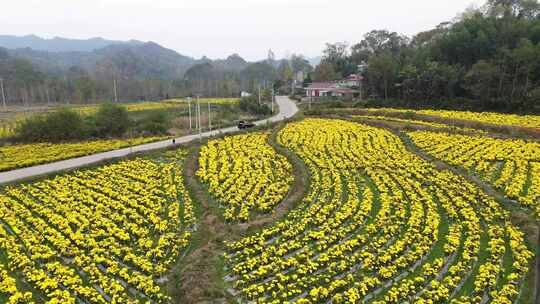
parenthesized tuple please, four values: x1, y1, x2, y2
(0, 114, 537, 303)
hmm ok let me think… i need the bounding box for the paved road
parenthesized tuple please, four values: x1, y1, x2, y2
(0, 96, 298, 184)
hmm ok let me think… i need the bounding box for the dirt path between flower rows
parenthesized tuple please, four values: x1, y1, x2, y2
(167, 123, 308, 303)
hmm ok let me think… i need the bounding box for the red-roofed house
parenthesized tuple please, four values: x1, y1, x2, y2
(305, 82, 358, 98)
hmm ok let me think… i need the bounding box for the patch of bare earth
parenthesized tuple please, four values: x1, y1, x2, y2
(166, 125, 308, 303)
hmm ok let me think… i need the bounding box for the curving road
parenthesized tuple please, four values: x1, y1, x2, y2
(0, 96, 298, 184)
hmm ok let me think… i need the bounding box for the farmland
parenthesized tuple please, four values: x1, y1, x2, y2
(197, 133, 294, 222)
(0, 101, 538, 303)
(408, 131, 540, 218)
(223, 119, 535, 303)
(362, 108, 540, 130)
(0, 136, 166, 172)
(0, 98, 241, 140)
(0, 151, 194, 303)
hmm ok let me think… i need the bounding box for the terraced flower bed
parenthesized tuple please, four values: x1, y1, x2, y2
(0, 152, 194, 303)
(362, 108, 540, 130)
(0, 136, 167, 172)
(408, 131, 540, 218)
(0, 116, 537, 304)
(223, 119, 535, 303)
(197, 133, 293, 222)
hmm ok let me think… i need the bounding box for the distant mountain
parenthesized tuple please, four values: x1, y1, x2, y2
(1, 35, 258, 80)
(0, 35, 144, 52)
(212, 54, 249, 71)
(7, 40, 198, 79)
(92, 42, 197, 79)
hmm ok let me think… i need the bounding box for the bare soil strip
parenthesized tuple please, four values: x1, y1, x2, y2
(168, 124, 308, 303)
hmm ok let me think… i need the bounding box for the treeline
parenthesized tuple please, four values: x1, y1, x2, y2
(182, 54, 312, 98)
(15, 104, 168, 143)
(313, 0, 540, 113)
(0, 46, 313, 107)
(0, 48, 179, 106)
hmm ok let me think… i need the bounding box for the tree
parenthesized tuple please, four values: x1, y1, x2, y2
(74, 76, 96, 103)
(94, 103, 130, 137)
(267, 49, 276, 65)
(241, 62, 277, 91)
(509, 38, 538, 101)
(321, 42, 355, 77)
(290, 54, 313, 74)
(278, 61, 294, 82)
(367, 52, 399, 100)
(487, 0, 540, 19)
(353, 30, 409, 58)
(312, 62, 338, 82)
(465, 60, 499, 106)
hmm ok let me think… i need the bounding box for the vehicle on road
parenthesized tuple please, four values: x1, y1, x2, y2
(237, 120, 256, 129)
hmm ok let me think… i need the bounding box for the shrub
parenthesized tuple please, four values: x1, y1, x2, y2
(15, 108, 86, 142)
(239, 96, 272, 115)
(325, 101, 345, 108)
(137, 110, 169, 134)
(95, 103, 130, 137)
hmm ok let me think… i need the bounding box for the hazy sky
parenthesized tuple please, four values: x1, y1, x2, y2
(3, 0, 485, 61)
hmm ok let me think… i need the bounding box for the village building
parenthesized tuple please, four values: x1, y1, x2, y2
(305, 74, 363, 99)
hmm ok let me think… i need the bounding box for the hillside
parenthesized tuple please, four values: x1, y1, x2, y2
(0, 34, 143, 52)
(5, 41, 198, 79)
(0, 35, 311, 104)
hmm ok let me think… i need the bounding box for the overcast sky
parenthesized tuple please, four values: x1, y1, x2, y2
(3, 0, 485, 61)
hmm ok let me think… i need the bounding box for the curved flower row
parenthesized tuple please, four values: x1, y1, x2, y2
(352, 115, 485, 134)
(362, 107, 540, 129)
(0, 151, 195, 303)
(408, 131, 540, 218)
(224, 119, 534, 303)
(0, 136, 167, 172)
(197, 133, 293, 222)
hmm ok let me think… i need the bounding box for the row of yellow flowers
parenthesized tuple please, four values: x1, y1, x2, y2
(0, 151, 195, 303)
(197, 133, 293, 222)
(224, 119, 534, 303)
(352, 115, 486, 134)
(363, 107, 540, 129)
(0, 136, 167, 172)
(408, 131, 540, 218)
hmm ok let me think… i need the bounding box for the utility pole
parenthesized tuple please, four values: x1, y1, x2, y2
(45, 86, 51, 106)
(197, 96, 202, 140)
(359, 79, 363, 101)
(258, 86, 261, 105)
(187, 97, 192, 130)
(208, 99, 212, 131)
(271, 85, 275, 114)
(113, 76, 118, 103)
(0, 78, 6, 111)
(129, 127, 134, 154)
(358, 62, 366, 101)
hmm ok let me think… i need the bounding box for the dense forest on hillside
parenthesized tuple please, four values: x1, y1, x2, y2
(0, 41, 312, 106)
(315, 0, 540, 113)
(1, 0, 540, 113)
